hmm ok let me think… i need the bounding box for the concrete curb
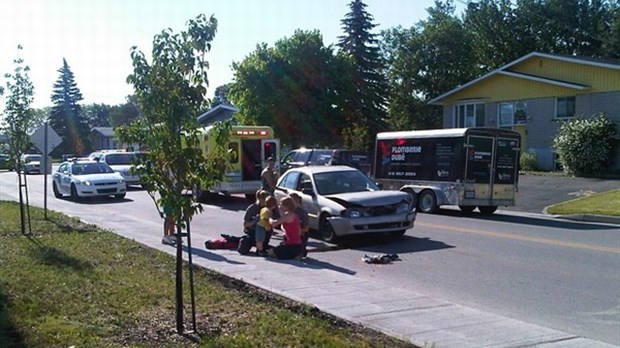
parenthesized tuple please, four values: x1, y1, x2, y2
(542, 206, 620, 225)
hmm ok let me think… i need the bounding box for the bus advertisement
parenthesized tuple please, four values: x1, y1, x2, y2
(195, 125, 279, 200)
(373, 128, 520, 214)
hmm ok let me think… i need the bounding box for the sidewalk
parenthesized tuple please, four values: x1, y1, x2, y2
(72, 207, 616, 348)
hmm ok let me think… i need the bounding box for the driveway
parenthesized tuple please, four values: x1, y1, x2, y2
(503, 174, 620, 214)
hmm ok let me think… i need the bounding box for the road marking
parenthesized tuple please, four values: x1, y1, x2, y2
(417, 222, 620, 254)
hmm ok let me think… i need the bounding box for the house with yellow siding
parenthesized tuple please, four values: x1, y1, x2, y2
(429, 52, 620, 173)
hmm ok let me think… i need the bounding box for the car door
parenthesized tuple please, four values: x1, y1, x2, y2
(54, 163, 69, 193)
(296, 173, 320, 229)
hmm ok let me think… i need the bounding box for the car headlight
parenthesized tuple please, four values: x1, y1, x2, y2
(347, 209, 363, 218)
(77, 180, 92, 186)
(118, 178, 125, 184)
(396, 202, 411, 214)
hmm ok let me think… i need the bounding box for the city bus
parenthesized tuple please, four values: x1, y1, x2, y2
(373, 128, 520, 214)
(194, 125, 279, 201)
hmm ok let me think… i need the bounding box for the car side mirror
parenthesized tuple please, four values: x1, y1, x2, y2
(301, 187, 314, 196)
(376, 182, 383, 189)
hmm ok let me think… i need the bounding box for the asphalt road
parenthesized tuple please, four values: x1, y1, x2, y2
(503, 174, 620, 214)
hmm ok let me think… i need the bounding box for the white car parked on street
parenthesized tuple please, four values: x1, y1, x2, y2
(89, 150, 145, 187)
(52, 160, 127, 200)
(274, 165, 416, 242)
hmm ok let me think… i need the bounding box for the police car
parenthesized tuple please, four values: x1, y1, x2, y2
(52, 159, 127, 200)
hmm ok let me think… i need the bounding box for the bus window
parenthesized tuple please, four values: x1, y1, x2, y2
(263, 141, 276, 160)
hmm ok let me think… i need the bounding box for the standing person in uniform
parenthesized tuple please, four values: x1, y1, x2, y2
(289, 192, 309, 257)
(261, 157, 278, 194)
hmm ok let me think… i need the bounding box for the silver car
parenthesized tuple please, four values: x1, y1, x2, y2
(20, 154, 42, 174)
(274, 165, 416, 242)
(89, 151, 143, 187)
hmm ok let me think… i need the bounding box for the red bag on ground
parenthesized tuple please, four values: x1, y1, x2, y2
(205, 238, 239, 250)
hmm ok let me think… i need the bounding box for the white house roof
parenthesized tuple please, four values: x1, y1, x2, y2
(428, 52, 620, 105)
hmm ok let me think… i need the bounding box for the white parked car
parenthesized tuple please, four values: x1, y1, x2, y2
(20, 154, 42, 174)
(52, 160, 127, 200)
(89, 151, 144, 187)
(274, 165, 416, 242)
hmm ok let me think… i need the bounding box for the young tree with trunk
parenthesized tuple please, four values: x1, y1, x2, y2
(116, 13, 230, 334)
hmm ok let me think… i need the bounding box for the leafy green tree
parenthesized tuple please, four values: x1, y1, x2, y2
(2, 46, 36, 164)
(338, 0, 388, 149)
(380, 1, 475, 129)
(2, 45, 37, 234)
(49, 58, 91, 155)
(212, 83, 232, 107)
(553, 113, 617, 176)
(116, 14, 229, 333)
(82, 103, 112, 127)
(229, 30, 348, 148)
(109, 96, 141, 127)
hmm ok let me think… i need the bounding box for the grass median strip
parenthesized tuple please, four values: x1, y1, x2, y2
(0, 201, 415, 348)
(546, 189, 620, 217)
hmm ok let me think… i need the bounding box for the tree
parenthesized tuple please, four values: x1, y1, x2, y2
(380, 1, 475, 129)
(338, 0, 388, 149)
(212, 83, 231, 107)
(2, 45, 36, 234)
(82, 103, 112, 127)
(2, 46, 36, 164)
(109, 96, 141, 127)
(49, 59, 91, 156)
(229, 30, 348, 148)
(116, 14, 229, 334)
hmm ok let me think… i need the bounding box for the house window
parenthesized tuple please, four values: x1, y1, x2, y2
(499, 101, 527, 127)
(454, 103, 485, 128)
(556, 97, 575, 118)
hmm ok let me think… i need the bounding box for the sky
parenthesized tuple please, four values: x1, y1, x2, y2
(0, 0, 462, 109)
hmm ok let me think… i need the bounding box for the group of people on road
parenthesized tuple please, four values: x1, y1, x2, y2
(240, 157, 310, 259)
(242, 189, 310, 259)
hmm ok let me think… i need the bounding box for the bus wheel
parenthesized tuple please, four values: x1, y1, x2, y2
(418, 190, 438, 213)
(459, 205, 475, 214)
(401, 188, 417, 208)
(478, 206, 498, 215)
(320, 215, 337, 243)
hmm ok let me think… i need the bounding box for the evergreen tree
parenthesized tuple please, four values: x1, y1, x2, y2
(49, 58, 90, 155)
(337, 0, 388, 150)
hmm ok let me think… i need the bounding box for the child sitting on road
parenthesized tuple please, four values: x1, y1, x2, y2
(255, 195, 278, 256)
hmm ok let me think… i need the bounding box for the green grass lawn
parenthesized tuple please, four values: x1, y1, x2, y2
(0, 201, 415, 348)
(546, 189, 620, 217)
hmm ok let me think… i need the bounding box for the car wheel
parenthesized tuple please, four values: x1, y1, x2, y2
(478, 206, 498, 215)
(459, 205, 475, 214)
(418, 190, 438, 213)
(70, 184, 81, 201)
(52, 182, 63, 198)
(320, 215, 337, 243)
(115, 193, 126, 200)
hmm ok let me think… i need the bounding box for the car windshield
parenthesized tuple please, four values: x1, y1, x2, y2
(105, 153, 136, 165)
(24, 155, 41, 163)
(313, 170, 379, 195)
(72, 163, 115, 175)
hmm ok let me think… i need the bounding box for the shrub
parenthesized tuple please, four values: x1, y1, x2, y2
(553, 113, 617, 176)
(520, 149, 538, 171)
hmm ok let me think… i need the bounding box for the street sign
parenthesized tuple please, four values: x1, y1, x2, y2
(30, 124, 62, 155)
